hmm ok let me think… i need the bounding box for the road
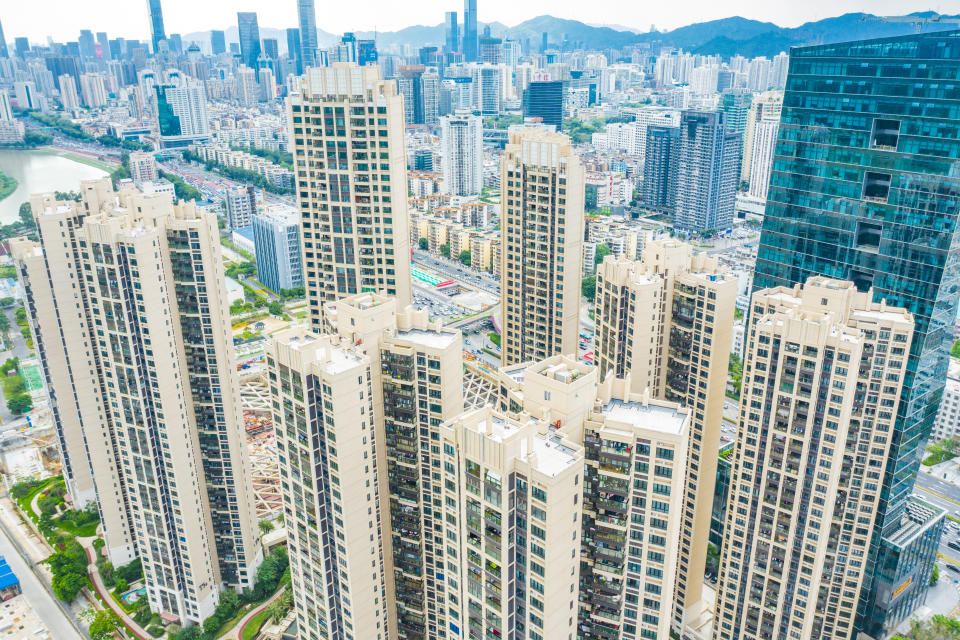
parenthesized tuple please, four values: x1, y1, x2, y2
(413, 250, 500, 296)
(0, 500, 83, 640)
(0, 307, 37, 424)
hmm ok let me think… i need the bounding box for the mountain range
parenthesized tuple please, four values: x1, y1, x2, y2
(184, 11, 958, 59)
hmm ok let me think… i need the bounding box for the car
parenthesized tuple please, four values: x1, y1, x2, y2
(946, 564, 960, 574)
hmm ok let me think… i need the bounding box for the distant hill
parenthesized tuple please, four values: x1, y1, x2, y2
(182, 11, 958, 59)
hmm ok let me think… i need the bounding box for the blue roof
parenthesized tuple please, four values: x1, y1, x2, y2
(234, 226, 255, 241)
(0, 557, 19, 590)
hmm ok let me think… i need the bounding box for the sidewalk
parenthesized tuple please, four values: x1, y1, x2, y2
(81, 537, 151, 640)
(219, 587, 287, 640)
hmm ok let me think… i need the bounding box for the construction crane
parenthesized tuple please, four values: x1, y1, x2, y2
(860, 13, 960, 32)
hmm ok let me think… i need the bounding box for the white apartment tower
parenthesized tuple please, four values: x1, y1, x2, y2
(440, 114, 483, 196)
(592, 239, 737, 630)
(289, 63, 412, 330)
(713, 278, 914, 640)
(128, 151, 158, 185)
(57, 75, 80, 110)
(747, 96, 782, 201)
(13, 179, 261, 624)
(439, 405, 585, 640)
(579, 375, 692, 640)
(500, 129, 584, 366)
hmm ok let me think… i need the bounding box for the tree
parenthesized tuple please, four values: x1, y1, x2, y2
(268, 301, 284, 316)
(88, 610, 121, 640)
(259, 519, 274, 534)
(7, 393, 32, 415)
(419, 238, 428, 251)
(952, 339, 960, 359)
(266, 590, 293, 623)
(51, 572, 86, 602)
(439, 243, 451, 258)
(114, 577, 128, 593)
(930, 563, 939, 586)
(458, 250, 471, 266)
(581, 275, 596, 301)
(594, 243, 612, 267)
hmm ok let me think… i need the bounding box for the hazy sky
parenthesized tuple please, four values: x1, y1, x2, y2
(3, 0, 945, 43)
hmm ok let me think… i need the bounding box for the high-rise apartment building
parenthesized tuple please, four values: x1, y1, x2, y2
(13, 81, 39, 110)
(751, 32, 960, 633)
(237, 12, 261, 71)
(252, 204, 303, 292)
(58, 74, 79, 109)
(740, 92, 782, 184)
(641, 124, 679, 214)
(714, 277, 919, 640)
(500, 129, 584, 366)
(398, 66, 439, 126)
(128, 151, 158, 185)
(0, 92, 12, 121)
(297, 0, 318, 69)
(673, 110, 739, 233)
(328, 293, 465, 640)
(268, 327, 392, 640)
(439, 405, 584, 640)
(579, 375, 691, 640)
(156, 80, 211, 148)
(745, 95, 782, 200)
(440, 114, 483, 196)
(79, 73, 107, 108)
(592, 239, 736, 629)
(147, 0, 166, 52)
(224, 185, 261, 230)
(289, 63, 412, 329)
(473, 64, 501, 116)
(521, 80, 563, 129)
(462, 0, 478, 62)
(13, 178, 261, 624)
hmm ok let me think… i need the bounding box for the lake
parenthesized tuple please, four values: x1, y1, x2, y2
(0, 150, 109, 224)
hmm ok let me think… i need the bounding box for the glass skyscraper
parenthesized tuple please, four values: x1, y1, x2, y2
(147, 0, 166, 53)
(297, 0, 318, 69)
(752, 30, 960, 636)
(463, 0, 478, 62)
(237, 11, 261, 71)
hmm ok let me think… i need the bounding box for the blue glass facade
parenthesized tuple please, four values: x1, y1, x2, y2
(752, 31, 960, 636)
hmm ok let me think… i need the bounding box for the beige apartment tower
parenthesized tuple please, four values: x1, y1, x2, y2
(13, 178, 261, 624)
(500, 129, 584, 366)
(593, 239, 736, 628)
(579, 375, 691, 640)
(289, 63, 412, 331)
(326, 292, 465, 640)
(267, 328, 392, 640)
(439, 405, 585, 640)
(713, 278, 913, 640)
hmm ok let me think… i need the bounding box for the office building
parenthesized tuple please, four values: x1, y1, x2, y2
(297, 0, 318, 69)
(751, 32, 960, 633)
(932, 359, 960, 442)
(13, 179, 261, 623)
(329, 293, 465, 640)
(286, 28, 302, 75)
(500, 129, 584, 366)
(579, 375, 691, 640)
(155, 81, 211, 148)
(252, 204, 303, 293)
(479, 37, 502, 65)
(398, 66, 439, 126)
(237, 12, 261, 72)
(14, 37, 27, 59)
(0, 18, 7, 58)
(210, 30, 226, 56)
(267, 327, 392, 640)
(714, 278, 922, 640)
(288, 63, 412, 330)
(440, 114, 483, 196)
(462, 0, 478, 62)
(147, 0, 166, 52)
(128, 151, 157, 185)
(473, 64, 501, 115)
(673, 110, 739, 233)
(224, 185, 261, 230)
(592, 239, 736, 629)
(439, 405, 584, 640)
(642, 125, 679, 214)
(262, 38, 278, 61)
(58, 75, 79, 110)
(522, 80, 563, 129)
(445, 11, 459, 54)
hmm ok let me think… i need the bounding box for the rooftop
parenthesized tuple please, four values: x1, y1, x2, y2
(601, 398, 688, 436)
(395, 328, 459, 350)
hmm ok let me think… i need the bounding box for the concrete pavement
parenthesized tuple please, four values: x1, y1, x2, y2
(0, 498, 83, 640)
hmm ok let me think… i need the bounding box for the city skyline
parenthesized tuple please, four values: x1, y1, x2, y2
(0, 1, 941, 43)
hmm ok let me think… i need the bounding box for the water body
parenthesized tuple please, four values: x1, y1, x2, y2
(0, 149, 108, 224)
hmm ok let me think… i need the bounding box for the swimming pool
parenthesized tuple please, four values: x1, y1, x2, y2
(121, 587, 146, 605)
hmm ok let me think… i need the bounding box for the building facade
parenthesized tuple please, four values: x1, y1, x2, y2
(252, 204, 303, 292)
(289, 63, 412, 330)
(673, 111, 739, 233)
(500, 129, 584, 366)
(750, 31, 960, 633)
(440, 114, 483, 196)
